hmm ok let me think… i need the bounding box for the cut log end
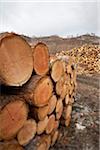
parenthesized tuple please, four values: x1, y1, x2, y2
(0, 100, 28, 140)
(37, 134, 51, 150)
(56, 99, 63, 120)
(37, 116, 49, 135)
(46, 114, 55, 134)
(56, 73, 69, 99)
(33, 43, 49, 75)
(17, 119, 37, 146)
(63, 105, 72, 127)
(0, 32, 33, 86)
(33, 76, 53, 107)
(51, 60, 64, 82)
(37, 105, 49, 120)
(48, 95, 57, 115)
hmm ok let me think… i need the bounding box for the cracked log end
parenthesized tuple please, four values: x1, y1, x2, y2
(0, 32, 33, 86)
(0, 100, 28, 140)
(33, 43, 49, 75)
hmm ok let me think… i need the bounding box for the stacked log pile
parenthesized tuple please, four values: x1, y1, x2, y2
(0, 33, 77, 150)
(56, 44, 100, 74)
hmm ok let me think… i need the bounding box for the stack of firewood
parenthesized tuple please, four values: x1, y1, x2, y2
(0, 33, 76, 150)
(66, 44, 100, 74)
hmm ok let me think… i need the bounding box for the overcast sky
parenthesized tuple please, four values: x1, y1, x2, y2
(0, 0, 99, 37)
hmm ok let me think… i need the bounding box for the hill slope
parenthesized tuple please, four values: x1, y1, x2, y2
(22, 34, 100, 54)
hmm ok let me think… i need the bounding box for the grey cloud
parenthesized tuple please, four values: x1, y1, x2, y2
(0, 1, 99, 37)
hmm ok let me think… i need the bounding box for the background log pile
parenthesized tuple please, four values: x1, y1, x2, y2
(0, 33, 76, 150)
(56, 44, 100, 75)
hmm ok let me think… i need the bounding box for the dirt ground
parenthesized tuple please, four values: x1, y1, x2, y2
(50, 74, 99, 150)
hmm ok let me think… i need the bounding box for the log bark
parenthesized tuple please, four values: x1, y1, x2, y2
(37, 116, 48, 135)
(0, 32, 33, 86)
(20, 75, 53, 107)
(51, 60, 64, 82)
(0, 100, 28, 140)
(33, 43, 49, 75)
(48, 95, 57, 115)
(46, 114, 55, 134)
(17, 119, 37, 146)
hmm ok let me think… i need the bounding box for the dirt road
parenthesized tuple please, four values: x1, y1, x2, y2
(51, 74, 99, 150)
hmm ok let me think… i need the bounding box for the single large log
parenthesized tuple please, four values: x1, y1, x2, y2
(17, 119, 37, 146)
(0, 100, 28, 140)
(51, 60, 64, 82)
(0, 32, 33, 86)
(21, 75, 53, 107)
(33, 43, 49, 75)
